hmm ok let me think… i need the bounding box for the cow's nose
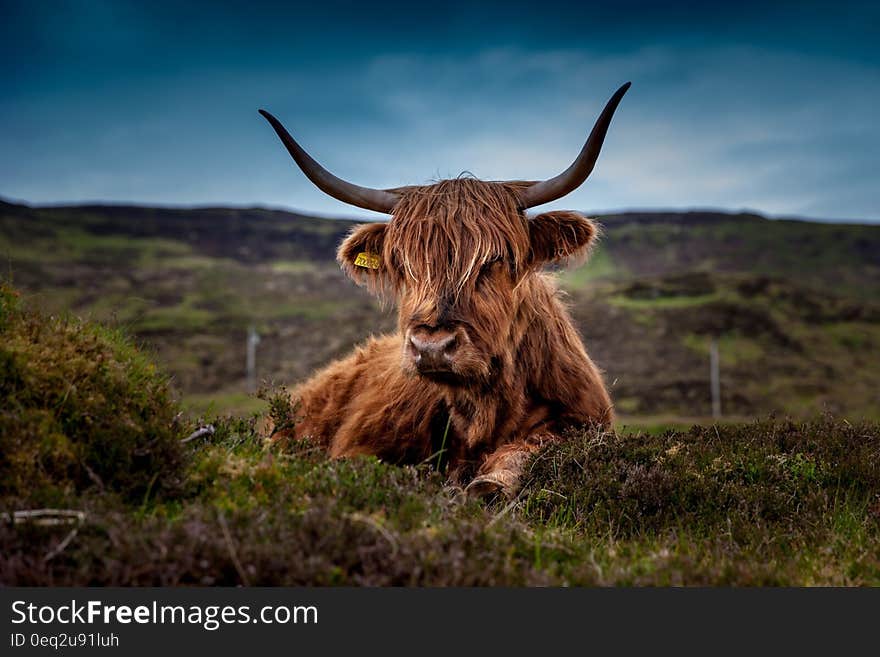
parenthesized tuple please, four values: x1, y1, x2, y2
(408, 331, 458, 371)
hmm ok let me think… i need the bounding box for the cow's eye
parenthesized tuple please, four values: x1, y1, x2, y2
(477, 260, 502, 285)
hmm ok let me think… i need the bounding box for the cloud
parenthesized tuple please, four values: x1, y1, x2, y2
(299, 45, 878, 221)
(1, 35, 877, 222)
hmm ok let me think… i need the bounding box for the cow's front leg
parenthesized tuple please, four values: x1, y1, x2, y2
(465, 432, 556, 499)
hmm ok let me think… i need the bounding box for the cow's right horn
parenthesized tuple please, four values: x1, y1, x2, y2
(259, 109, 400, 214)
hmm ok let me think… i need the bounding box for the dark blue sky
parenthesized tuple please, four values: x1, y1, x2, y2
(1, 0, 878, 221)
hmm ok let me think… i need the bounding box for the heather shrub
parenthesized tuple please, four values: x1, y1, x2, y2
(0, 282, 187, 504)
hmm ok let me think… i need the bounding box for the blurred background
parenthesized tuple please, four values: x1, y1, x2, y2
(2, 0, 878, 428)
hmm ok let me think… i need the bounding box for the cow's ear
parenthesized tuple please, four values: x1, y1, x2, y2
(528, 211, 598, 266)
(337, 222, 390, 290)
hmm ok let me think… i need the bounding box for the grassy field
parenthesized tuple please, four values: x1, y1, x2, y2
(2, 282, 877, 585)
(0, 326, 880, 586)
(7, 414, 880, 586)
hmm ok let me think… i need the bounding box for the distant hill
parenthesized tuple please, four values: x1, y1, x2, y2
(2, 198, 878, 424)
(1, 199, 357, 263)
(592, 210, 880, 299)
(6, 200, 878, 292)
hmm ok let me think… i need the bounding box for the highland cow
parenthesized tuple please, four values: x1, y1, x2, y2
(259, 82, 630, 497)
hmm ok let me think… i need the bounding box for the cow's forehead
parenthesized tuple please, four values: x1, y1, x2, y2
(386, 178, 532, 282)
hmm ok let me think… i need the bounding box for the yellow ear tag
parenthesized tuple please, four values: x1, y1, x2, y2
(354, 252, 382, 269)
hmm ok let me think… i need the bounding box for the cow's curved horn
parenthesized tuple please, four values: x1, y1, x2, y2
(259, 109, 399, 214)
(520, 82, 631, 209)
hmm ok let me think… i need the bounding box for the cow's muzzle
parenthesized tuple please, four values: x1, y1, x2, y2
(407, 327, 459, 374)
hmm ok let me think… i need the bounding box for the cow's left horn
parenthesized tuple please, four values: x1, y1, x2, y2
(520, 82, 631, 209)
(259, 109, 400, 214)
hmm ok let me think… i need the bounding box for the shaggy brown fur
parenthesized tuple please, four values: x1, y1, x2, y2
(271, 177, 613, 497)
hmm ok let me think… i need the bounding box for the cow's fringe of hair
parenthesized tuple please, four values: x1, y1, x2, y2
(386, 178, 535, 298)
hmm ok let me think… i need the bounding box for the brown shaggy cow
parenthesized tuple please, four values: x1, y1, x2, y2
(259, 82, 630, 497)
